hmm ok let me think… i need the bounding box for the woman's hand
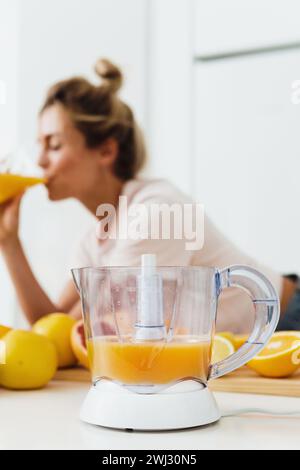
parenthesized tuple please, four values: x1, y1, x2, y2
(0, 193, 23, 248)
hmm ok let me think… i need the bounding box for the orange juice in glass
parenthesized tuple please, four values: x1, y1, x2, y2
(0, 174, 45, 203)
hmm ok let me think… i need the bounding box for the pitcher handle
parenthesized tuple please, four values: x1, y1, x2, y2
(209, 265, 280, 380)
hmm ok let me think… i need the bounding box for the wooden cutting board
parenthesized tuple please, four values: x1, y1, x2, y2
(209, 367, 300, 398)
(55, 367, 91, 383)
(54, 367, 300, 398)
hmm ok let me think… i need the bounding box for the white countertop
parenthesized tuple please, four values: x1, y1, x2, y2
(0, 381, 299, 450)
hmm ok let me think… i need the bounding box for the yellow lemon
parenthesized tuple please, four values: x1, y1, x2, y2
(212, 335, 235, 363)
(0, 325, 12, 338)
(0, 326, 12, 363)
(33, 313, 77, 368)
(0, 330, 57, 390)
(247, 332, 300, 378)
(233, 334, 249, 350)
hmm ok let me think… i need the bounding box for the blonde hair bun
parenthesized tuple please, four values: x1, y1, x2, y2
(95, 58, 123, 94)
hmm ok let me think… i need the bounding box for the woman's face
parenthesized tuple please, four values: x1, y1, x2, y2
(38, 103, 105, 201)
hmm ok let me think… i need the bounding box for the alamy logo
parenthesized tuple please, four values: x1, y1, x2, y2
(0, 80, 6, 105)
(291, 80, 300, 104)
(96, 196, 205, 251)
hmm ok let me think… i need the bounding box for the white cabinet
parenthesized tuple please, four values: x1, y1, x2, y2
(148, 0, 300, 273)
(194, 0, 300, 56)
(194, 52, 300, 272)
(192, 0, 300, 273)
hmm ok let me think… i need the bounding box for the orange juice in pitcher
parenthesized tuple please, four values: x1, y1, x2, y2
(88, 336, 211, 385)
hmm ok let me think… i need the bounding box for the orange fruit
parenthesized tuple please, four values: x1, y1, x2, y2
(71, 320, 90, 369)
(247, 332, 300, 378)
(33, 313, 77, 368)
(233, 334, 249, 350)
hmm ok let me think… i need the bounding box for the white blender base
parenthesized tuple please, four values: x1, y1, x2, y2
(80, 380, 221, 431)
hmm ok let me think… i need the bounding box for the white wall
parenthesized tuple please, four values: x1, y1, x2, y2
(1, 0, 149, 326)
(147, 0, 194, 194)
(0, 0, 18, 156)
(18, 0, 148, 143)
(0, 0, 19, 325)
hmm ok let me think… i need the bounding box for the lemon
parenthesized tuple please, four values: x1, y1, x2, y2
(212, 335, 235, 363)
(233, 334, 249, 350)
(0, 330, 57, 390)
(0, 326, 12, 364)
(0, 325, 11, 338)
(247, 332, 300, 378)
(33, 313, 77, 368)
(0, 340, 5, 364)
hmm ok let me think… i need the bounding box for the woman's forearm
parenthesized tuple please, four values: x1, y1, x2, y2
(1, 237, 60, 324)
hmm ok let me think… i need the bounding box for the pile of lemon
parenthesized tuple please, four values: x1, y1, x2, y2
(0, 314, 77, 390)
(213, 331, 300, 378)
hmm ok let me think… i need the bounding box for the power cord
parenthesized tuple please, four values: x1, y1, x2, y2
(222, 408, 300, 418)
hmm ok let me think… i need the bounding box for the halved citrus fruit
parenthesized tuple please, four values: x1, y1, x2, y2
(71, 320, 90, 369)
(217, 331, 236, 347)
(71, 315, 118, 369)
(247, 332, 300, 378)
(212, 335, 235, 363)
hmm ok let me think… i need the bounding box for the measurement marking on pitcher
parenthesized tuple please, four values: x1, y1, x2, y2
(253, 299, 278, 305)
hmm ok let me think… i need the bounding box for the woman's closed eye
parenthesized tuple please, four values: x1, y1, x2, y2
(48, 137, 62, 151)
(50, 144, 61, 151)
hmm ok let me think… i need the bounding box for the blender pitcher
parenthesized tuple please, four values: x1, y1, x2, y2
(72, 254, 279, 430)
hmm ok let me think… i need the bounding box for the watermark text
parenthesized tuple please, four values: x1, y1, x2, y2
(96, 197, 205, 251)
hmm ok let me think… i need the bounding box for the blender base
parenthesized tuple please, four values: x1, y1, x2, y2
(80, 380, 221, 431)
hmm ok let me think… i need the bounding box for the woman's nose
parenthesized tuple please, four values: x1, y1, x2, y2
(38, 150, 49, 169)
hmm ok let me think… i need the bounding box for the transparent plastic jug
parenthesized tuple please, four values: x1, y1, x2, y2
(72, 259, 280, 429)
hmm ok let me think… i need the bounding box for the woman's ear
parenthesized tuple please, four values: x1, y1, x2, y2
(97, 138, 119, 167)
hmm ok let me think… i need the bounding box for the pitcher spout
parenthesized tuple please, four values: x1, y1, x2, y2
(71, 268, 82, 295)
